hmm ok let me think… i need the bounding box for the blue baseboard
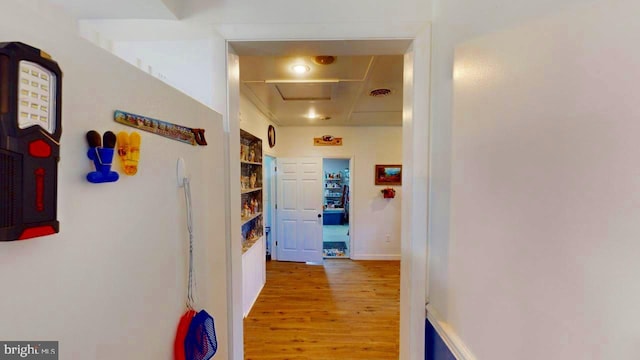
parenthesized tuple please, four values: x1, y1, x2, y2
(425, 318, 456, 360)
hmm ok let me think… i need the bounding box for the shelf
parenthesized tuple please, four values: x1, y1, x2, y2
(241, 187, 262, 194)
(242, 235, 264, 254)
(241, 212, 263, 226)
(325, 195, 342, 198)
(240, 129, 261, 142)
(325, 178, 342, 181)
(240, 128, 265, 315)
(241, 160, 262, 166)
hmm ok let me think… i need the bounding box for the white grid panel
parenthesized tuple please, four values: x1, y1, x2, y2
(17, 60, 56, 134)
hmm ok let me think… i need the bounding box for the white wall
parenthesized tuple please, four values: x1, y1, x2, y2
(277, 126, 402, 259)
(0, 1, 228, 359)
(111, 39, 215, 108)
(77, 21, 229, 114)
(431, 0, 640, 359)
(429, 0, 602, 319)
(239, 93, 279, 158)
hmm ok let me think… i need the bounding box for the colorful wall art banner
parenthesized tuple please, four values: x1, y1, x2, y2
(313, 135, 342, 146)
(114, 110, 207, 146)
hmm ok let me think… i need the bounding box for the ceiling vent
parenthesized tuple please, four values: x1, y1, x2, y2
(369, 88, 393, 97)
(314, 56, 336, 65)
(319, 116, 332, 121)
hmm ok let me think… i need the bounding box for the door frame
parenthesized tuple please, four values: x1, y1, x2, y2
(320, 155, 354, 259)
(225, 29, 431, 360)
(264, 155, 277, 261)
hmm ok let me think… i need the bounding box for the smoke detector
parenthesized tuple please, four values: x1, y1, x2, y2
(369, 88, 393, 97)
(314, 56, 336, 65)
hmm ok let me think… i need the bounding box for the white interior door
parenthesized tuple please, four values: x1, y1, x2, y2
(276, 157, 323, 263)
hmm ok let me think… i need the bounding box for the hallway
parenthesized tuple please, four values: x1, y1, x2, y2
(244, 260, 400, 359)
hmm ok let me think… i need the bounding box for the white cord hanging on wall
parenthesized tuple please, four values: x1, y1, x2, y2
(177, 157, 188, 187)
(177, 157, 196, 306)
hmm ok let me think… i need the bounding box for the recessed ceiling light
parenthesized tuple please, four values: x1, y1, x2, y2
(292, 64, 310, 74)
(307, 110, 317, 119)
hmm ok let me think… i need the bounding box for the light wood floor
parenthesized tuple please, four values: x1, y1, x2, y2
(244, 259, 400, 360)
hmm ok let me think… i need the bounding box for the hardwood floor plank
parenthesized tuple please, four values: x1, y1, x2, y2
(244, 259, 400, 360)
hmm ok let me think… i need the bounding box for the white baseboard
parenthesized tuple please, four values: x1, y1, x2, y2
(426, 304, 477, 360)
(243, 281, 265, 318)
(350, 254, 401, 260)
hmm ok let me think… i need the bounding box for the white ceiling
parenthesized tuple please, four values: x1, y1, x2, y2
(45, 0, 414, 127)
(239, 52, 404, 127)
(180, 0, 430, 25)
(234, 40, 408, 127)
(48, 0, 180, 19)
(47, 0, 430, 23)
(47, 0, 430, 40)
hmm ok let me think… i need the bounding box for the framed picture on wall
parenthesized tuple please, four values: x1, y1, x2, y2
(267, 125, 276, 148)
(375, 165, 402, 185)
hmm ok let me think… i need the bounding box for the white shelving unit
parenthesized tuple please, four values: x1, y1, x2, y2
(241, 212, 263, 226)
(324, 174, 344, 207)
(242, 235, 265, 317)
(241, 187, 263, 195)
(240, 129, 266, 318)
(241, 160, 262, 166)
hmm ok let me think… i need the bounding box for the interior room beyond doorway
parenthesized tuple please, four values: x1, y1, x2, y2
(232, 38, 415, 360)
(323, 158, 350, 258)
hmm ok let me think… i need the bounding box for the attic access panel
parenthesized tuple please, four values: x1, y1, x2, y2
(274, 83, 332, 101)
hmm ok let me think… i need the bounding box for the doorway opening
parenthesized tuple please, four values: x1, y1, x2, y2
(322, 158, 351, 258)
(264, 155, 276, 261)
(228, 35, 430, 360)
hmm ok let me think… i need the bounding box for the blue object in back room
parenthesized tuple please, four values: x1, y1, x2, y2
(323, 208, 344, 225)
(425, 319, 456, 360)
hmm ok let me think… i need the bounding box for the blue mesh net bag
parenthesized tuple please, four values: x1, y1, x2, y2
(185, 309, 217, 360)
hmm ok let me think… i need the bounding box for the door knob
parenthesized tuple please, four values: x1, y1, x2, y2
(317, 214, 322, 218)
